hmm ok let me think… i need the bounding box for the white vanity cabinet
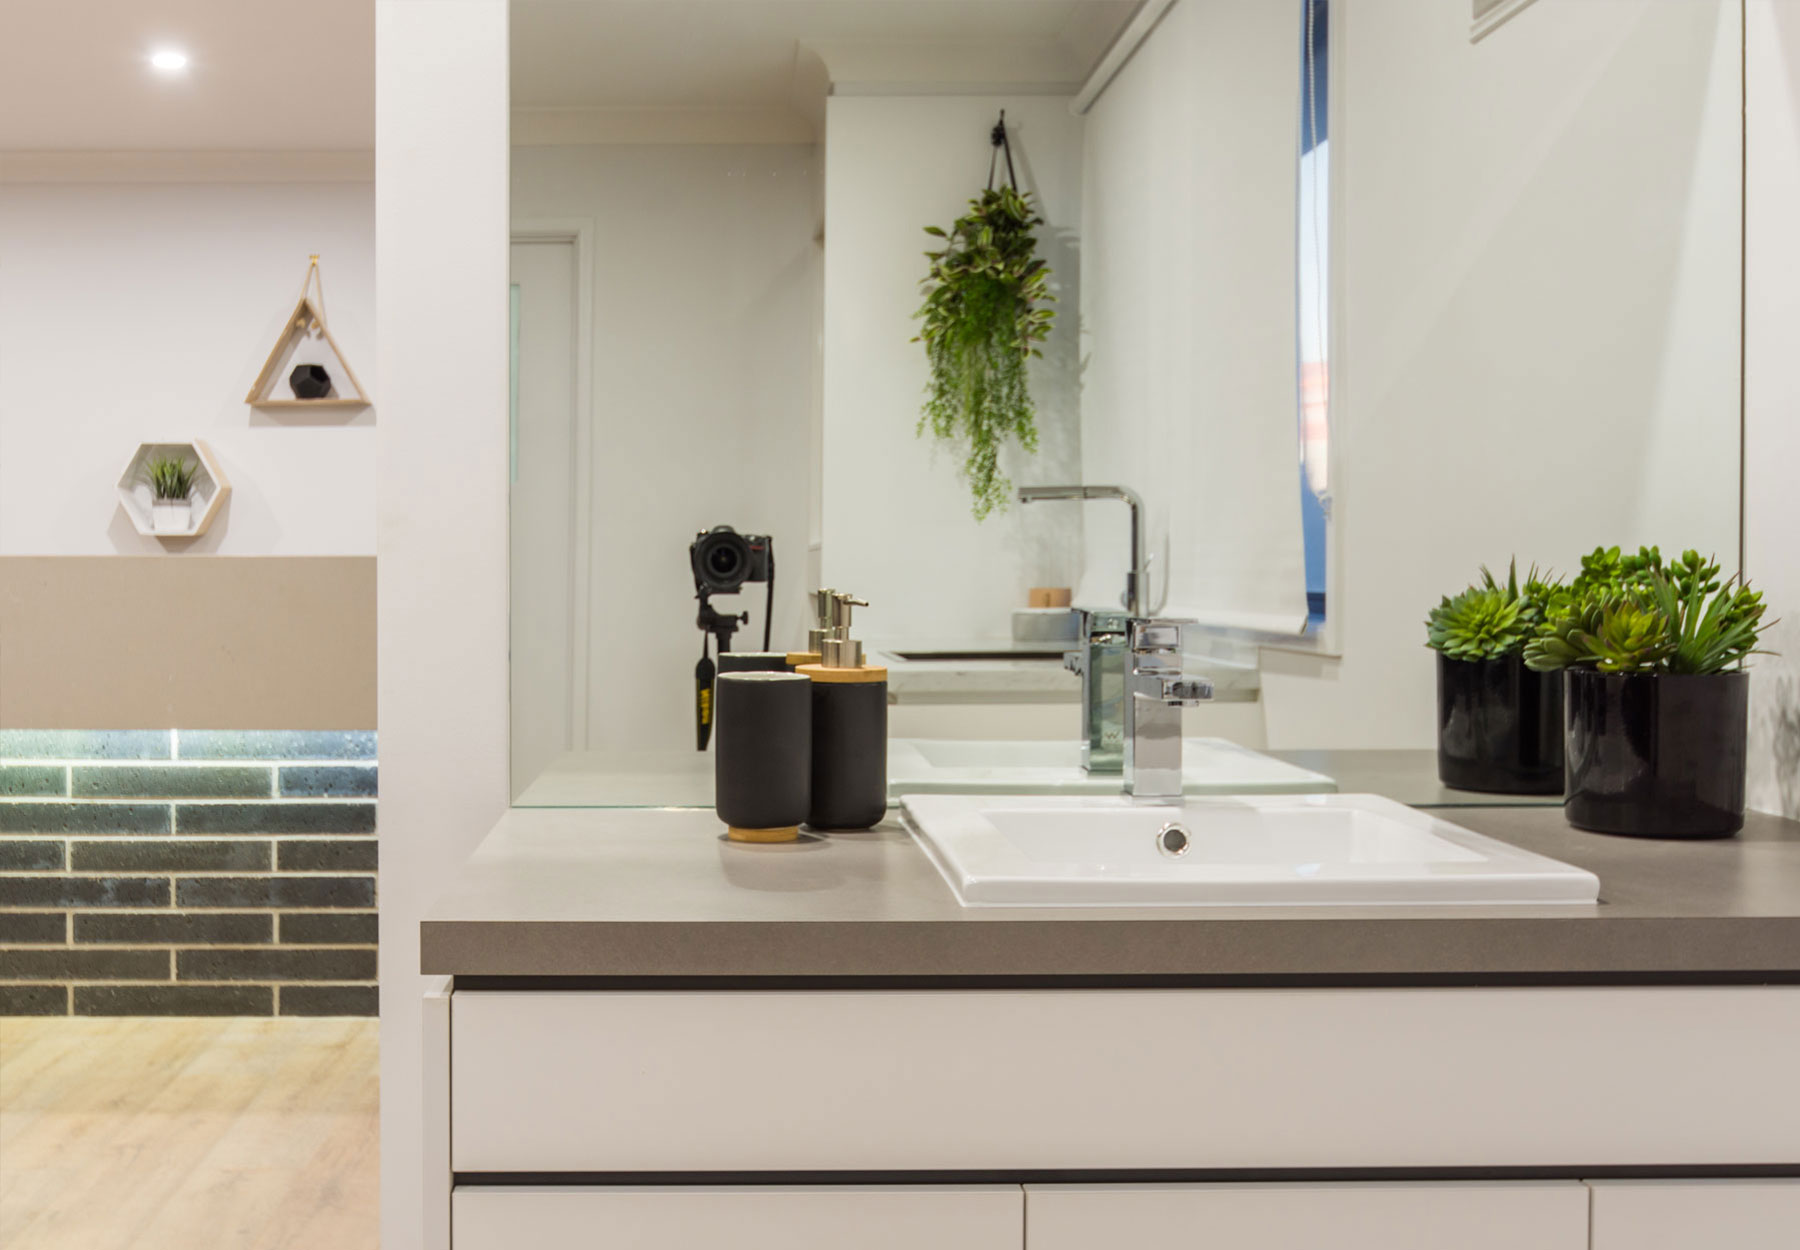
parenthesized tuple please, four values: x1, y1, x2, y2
(1587, 1180, 1800, 1248)
(1023, 1182, 1590, 1250)
(452, 1185, 1023, 1250)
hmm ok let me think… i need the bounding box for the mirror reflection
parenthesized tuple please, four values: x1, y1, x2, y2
(508, 0, 1743, 812)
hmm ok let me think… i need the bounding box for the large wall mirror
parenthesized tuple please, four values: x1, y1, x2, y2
(506, 0, 1743, 805)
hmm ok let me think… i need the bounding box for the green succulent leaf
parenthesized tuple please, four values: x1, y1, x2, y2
(1427, 558, 1560, 660)
(915, 186, 1056, 520)
(1523, 550, 1774, 675)
(143, 455, 198, 502)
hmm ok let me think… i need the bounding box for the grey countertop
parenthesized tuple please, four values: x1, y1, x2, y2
(421, 797, 1800, 984)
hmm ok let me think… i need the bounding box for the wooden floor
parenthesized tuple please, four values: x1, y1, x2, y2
(0, 1017, 379, 1250)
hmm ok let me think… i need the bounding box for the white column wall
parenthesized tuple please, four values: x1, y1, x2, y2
(375, 2, 511, 1247)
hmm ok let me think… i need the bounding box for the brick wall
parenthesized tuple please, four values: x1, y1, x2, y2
(0, 730, 377, 1016)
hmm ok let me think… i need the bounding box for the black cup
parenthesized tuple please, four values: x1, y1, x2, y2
(715, 672, 812, 837)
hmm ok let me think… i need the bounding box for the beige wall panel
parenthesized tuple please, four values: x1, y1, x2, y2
(0, 556, 375, 730)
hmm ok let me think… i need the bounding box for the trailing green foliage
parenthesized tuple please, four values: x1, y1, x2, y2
(144, 455, 198, 502)
(1523, 547, 1769, 675)
(914, 185, 1056, 519)
(1425, 559, 1560, 661)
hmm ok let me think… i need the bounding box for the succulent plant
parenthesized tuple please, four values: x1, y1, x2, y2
(1524, 549, 1770, 675)
(1426, 559, 1559, 661)
(144, 455, 198, 502)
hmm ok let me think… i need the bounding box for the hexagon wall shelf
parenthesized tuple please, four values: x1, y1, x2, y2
(116, 440, 230, 540)
(245, 255, 371, 410)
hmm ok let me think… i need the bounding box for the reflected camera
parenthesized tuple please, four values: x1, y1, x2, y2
(690, 525, 772, 594)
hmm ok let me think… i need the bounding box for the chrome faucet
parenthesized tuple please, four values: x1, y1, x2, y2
(1125, 620, 1213, 801)
(1064, 610, 1130, 774)
(1016, 485, 1146, 617)
(1018, 485, 1148, 777)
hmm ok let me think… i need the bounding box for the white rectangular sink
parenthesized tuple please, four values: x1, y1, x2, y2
(888, 737, 1335, 799)
(901, 793, 1600, 907)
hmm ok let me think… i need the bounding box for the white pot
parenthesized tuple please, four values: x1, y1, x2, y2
(152, 498, 192, 534)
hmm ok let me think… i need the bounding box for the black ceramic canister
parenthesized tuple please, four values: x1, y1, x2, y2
(714, 672, 812, 842)
(717, 651, 791, 675)
(801, 666, 888, 831)
(1564, 669, 1748, 838)
(1435, 653, 1564, 795)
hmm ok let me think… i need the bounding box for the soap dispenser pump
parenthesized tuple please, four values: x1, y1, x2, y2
(787, 587, 833, 669)
(796, 591, 887, 831)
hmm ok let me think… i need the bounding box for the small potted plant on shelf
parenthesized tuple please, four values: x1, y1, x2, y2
(1425, 560, 1564, 794)
(144, 454, 198, 535)
(1525, 547, 1770, 838)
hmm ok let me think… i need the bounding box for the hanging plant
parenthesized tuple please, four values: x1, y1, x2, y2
(913, 115, 1056, 520)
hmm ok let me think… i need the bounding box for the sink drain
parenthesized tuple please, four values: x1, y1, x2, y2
(1156, 822, 1191, 857)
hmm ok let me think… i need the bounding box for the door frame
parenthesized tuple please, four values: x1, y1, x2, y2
(511, 218, 596, 750)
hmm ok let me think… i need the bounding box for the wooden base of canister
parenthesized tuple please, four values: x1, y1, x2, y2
(726, 824, 801, 844)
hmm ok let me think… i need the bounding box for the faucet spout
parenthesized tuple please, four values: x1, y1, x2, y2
(1016, 484, 1145, 616)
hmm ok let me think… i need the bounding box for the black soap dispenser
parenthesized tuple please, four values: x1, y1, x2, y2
(796, 592, 887, 831)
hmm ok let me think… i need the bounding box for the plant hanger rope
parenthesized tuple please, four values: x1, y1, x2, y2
(987, 110, 1017, 192)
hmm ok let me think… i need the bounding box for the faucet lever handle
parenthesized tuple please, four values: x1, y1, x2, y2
(1160, 677, 1213, 704)
(1130, 620, 1183, 652)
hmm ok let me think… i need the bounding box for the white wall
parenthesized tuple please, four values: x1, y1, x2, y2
(821, 94, 1085, 646)
(1745, 0, 1800, 820)
(512, 143, 819, 759)
(1261, 0, 1743, 748)
(0, 179, 375, 555)
(376, 2, 510, 1249)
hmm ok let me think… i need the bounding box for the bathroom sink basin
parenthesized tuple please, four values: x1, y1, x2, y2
(888, 737, 1335, 798)
(900, 793, 1600, 907)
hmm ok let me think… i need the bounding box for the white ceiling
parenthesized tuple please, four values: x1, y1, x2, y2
(0, 0, 374, 151)
(0, 0, 1129, 153)
(511, 0, 1138, 109)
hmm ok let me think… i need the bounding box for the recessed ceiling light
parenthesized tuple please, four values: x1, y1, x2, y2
(149, 48, 190, 73)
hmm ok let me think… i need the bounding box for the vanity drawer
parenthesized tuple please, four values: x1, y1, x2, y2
(452, 1185, 1021, 1250)
(1024, 1182, 1589, 1250)
(449, 987, 1800, 1173)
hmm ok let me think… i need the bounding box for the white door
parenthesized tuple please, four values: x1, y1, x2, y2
(1589, 1179, 1800, 1248)
(509, 237, 584, 798)
(1025, 1182, 1589, 1250)
(454, 1185, 1021, 1250)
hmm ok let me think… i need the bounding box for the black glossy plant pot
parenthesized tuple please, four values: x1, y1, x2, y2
(1564, 669, 1748, 839)
(1436, 653, 1564, 794)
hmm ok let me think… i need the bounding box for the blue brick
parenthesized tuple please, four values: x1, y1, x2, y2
(0, 765, 66, 797)
(279, 765, 378, 798)
(176, 803, 374, 836)
(0, 804, 170, 835)
(176, 731, 376, 761)
(0, 731, 171, 760)
(73, 765, 272, 800)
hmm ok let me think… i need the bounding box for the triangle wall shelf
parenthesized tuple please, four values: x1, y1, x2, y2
(246, 255, 372, 411)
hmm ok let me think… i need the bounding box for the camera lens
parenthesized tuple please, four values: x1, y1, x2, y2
(693, 526, 751, 593)
(707, 544, 742, 580)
